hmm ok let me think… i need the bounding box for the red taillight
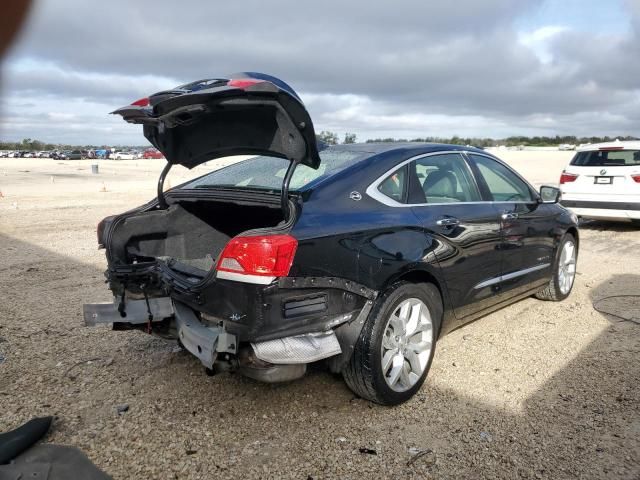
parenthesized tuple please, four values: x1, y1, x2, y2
(227, 78, 265, 89)
(216, 235, 298, 277)
(631, 174, 640, 183)
(560, 172, 578, 184)
(131, 97, 150, 107)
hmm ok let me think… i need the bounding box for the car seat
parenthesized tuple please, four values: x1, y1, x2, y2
(423, 170, 457, 201)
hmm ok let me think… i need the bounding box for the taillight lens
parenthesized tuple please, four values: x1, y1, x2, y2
(631, 174, 640, 183)
(560, 172, 578, 184)
(227, 78, 265, 89)
(216, 235, 298, 277)
(131, 97, 150, 107)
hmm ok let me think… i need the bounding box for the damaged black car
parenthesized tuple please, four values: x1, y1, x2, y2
(84, 72, 579, 405)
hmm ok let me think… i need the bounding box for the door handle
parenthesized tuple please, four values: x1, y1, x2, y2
(436, 217, 460, 227)
(501, 212, 518, 220)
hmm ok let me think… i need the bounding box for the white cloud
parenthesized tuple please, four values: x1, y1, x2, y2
(1, 0, 639, 144)
(518, 25, 569, 62)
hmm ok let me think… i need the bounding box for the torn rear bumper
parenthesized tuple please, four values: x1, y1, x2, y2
(83, 297, 173, 326)
(83, 297, 353, 379)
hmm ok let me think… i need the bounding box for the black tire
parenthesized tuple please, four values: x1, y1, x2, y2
(535, 233, 577, 301)
(342, 281, 442, 405)
(630, 219, 640, 227)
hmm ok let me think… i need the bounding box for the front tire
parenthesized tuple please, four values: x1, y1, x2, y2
(535, 233, 577, 301)
(342, 281, 442, 405)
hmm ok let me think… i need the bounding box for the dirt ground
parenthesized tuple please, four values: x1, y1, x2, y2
(0, 151, 639, 479)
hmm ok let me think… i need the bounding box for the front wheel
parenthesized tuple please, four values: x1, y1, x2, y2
(342, 281, 442, 405)
(536, 233, 577, 301)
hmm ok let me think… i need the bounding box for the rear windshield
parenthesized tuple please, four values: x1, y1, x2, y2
(182, 149, 370, 191)
(571, 149, 640, 167)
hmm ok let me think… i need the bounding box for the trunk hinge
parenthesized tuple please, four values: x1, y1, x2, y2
(157, 162, 172, 209)
(281, 159, 300, 221)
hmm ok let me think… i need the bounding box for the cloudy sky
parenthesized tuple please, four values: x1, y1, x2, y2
(1, 0, 639, 145)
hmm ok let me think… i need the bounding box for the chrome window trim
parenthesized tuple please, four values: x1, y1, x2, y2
(474, 263, 551, 290)
(365, 150, 540, 208)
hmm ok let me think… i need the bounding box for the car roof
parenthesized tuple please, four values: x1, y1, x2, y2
(577, 140, 640, 151)
(327, 142, 486, 155)
(300, 142, 491, 192)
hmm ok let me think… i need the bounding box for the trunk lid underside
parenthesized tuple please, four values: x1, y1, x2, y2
(112, 72, 321, 170)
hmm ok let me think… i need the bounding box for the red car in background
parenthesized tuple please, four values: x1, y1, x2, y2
(142, 148, 164, 159)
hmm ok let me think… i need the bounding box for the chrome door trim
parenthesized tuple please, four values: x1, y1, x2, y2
(474, 263, 551, 290)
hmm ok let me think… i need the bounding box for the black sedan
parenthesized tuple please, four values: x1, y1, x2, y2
(84, 73, 579, 405)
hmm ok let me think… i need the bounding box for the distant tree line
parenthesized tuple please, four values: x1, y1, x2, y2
(362, 135, 640, 147)
(3, 134, 639, 152)
(318, 133, 639, 147)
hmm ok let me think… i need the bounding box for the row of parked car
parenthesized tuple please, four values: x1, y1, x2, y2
(0, 148, 165, 160)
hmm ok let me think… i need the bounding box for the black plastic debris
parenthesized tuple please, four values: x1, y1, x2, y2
(358, 447, 377, 455)
(0, 416, 52, 464)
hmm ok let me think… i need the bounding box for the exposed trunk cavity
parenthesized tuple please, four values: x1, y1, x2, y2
(108, 199, 285, 277)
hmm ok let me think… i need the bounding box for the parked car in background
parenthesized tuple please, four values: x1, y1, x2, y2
(142, 148, 164, 159)
(560, 140, 640, 224)
(112, 150, 137, 160)
(85, 73, 579, 405)
(558, 144, 576, 151)
(67, 150, 84, 160)
(22, 151, 35, 158)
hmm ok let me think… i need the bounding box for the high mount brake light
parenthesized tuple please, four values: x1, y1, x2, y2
(131, 97, 150, 107)
(216, 235, 298, 277)
(227, 78, 265, 89)
(599, 147, 624, 151)
(560, 172, 578, 184)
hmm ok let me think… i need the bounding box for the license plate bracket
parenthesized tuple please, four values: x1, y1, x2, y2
(594, 176, 612, 184)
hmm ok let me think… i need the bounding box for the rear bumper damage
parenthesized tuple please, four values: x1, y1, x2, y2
(83, 277, 375, 382)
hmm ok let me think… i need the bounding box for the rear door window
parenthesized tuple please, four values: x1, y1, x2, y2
(468, 154, 534, 202)
(409, 153, 480, 204)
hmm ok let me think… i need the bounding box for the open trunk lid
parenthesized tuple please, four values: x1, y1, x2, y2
(112, 72, 321, 169)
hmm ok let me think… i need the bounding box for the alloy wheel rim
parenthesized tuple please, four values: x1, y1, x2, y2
(380, 298, 433, 392)
(558, 240, 576, 294)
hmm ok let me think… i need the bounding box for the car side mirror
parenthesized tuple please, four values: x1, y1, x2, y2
(539, 185, 561, 204)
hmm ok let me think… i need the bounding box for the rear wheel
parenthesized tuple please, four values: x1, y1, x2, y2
(342, 281, 442, 405)
(535, 233, 577, 301)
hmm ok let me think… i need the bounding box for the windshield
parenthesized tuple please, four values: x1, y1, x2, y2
(571, 149, 640, 167)
(182, 149, 370, 191)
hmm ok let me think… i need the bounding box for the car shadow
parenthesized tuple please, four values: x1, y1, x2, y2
(0, 233, 638, 478)
(578, 218, 638, 232)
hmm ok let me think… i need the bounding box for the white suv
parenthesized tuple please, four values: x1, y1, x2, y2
(560, 140, 640, 224)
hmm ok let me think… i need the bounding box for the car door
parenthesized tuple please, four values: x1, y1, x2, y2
(466, 153, 556, 297)
(408, 152, 503, 322)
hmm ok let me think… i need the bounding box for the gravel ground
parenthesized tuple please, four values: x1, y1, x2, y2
(0, 155, 639, 479)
